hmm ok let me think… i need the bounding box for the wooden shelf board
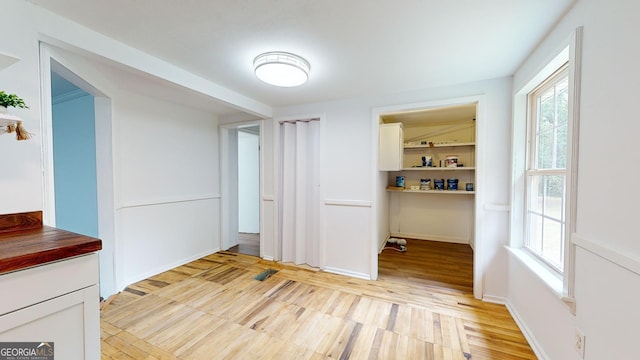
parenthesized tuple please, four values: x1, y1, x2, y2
(404, 142, 475, 149)
(401, 167, 475, 171)
(386, 188, 475, 195)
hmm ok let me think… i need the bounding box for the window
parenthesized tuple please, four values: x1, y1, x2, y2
(525, 65, 569, 273)
(511, 27, 581, 307)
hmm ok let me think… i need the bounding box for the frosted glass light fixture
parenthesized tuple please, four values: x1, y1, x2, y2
(253, 51, 310, 87)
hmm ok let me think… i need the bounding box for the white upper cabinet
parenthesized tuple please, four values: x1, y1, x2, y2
(378, 123, 403, 171)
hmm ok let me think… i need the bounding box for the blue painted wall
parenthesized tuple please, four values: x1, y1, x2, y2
(52, 84, 98, 238)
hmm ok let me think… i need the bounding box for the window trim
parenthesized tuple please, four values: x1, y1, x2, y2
(510, 27, 582, 312)
(524, 64, 569, 274)
(563, 26, 583, 300)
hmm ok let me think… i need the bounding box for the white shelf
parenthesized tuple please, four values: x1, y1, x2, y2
(387, 188, 475, 195)
(0, 51, 20, 71)
(404, 142, 475, 149)
(401, 167, 475, 171)
(0, 114, 22, 126)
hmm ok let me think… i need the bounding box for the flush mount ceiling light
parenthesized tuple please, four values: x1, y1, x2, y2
(253, 51, 310, 87)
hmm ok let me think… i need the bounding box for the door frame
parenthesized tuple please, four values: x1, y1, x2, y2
(39, 42, 117, 297)
(371, 95, 486, 299)
(220, 120, 264, 255)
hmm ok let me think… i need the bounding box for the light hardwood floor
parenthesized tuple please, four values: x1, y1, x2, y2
(226, 233, 260, 257)
(101, 240, 535, 359)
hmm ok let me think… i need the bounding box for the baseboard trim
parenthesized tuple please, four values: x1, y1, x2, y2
(378, 234, 391, 254)
(261, 256, 275, 261)
(120, 248, 219, 290)
(390, 232, 468, 244)
(505, 300, 550, 360)
(324, 266, 371, 280)
(481, 295, 506, 305)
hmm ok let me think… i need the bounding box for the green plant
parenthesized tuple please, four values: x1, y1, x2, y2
(0, 91, 28, 109)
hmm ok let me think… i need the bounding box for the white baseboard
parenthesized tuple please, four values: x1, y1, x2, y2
(378, 234, 391, 254)
(120, 247, 219, 291)
(324, 266, 371, 280)
(390, 232, 469, 244)
(261, 256, 275, 261)
(505, 300, 550, 360)
(481, 295, 506, 305)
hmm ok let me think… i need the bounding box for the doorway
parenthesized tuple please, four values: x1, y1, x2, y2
(234, 126, 260, 256)
(373, 95, 486, 299)
(40, 44, 116, 297)
(220, 122, 262, 257)
(50, 71, 98, 238)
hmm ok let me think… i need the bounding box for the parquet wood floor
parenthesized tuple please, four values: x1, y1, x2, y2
(101, 240, 536, 359)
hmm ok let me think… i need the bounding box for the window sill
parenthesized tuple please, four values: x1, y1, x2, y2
(506, 246, 575, 313)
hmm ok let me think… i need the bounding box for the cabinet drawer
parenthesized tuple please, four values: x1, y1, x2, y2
(0, 253, 99, 316)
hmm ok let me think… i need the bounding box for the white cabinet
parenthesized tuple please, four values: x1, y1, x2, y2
(0, 254, 100, 360)
(378, 123, 403, 171)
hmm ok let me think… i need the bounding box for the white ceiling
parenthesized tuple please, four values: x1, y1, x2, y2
(28, 0, 575, 112)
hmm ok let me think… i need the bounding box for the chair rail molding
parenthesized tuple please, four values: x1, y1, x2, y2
(572, 233, 640, 276)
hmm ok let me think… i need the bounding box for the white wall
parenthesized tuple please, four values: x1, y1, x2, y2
(13, 12, 639, 360)
(0, 1, 46, 215)
(509, 0, 640, 358)
(389, 192, 474, 243)
(0, 1, 222, 296)
(0, 0, 513, 300)
(274, 77, 513, 292)
(114, 91, 220, 287)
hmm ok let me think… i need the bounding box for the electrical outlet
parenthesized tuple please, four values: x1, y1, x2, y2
(575, 327, 586, 359)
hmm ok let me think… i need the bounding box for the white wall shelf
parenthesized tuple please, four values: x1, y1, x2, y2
(401, 167, 475, 171)
(404, 142, 475, 149)
(0, 51, 20, 71)
(387, 188, 475, 195)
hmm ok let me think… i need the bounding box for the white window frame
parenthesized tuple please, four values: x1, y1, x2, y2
(510, 27, 582, 311)
(525, 64, 569, 273)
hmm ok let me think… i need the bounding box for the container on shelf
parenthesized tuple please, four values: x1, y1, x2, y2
(396, 176, 405, 188)
(447, 178, 458, 190)
(466, 183, 474, 191)
(420, 178, 431, 190)
(421, 155, 432, 167)
(444, 155, 459, 168)
(434, 179, 444, 190)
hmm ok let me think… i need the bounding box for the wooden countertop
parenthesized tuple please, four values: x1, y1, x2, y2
(0, 211, 102, 274)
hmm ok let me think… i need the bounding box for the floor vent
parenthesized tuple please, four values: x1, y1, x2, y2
(254, 269, 278, 281)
